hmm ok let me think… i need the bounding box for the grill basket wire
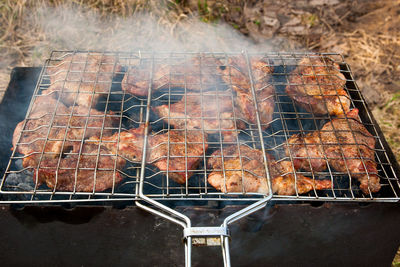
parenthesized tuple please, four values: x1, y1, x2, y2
(0, 51, 400, 267)
(135, 50, 274, 267)
(269, 53, 400, 201)
(0, 51, 144, 203)
(0, 51, 399, 203)
(141, 51, 272, 200)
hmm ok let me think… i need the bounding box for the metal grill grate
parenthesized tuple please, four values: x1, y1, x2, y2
(268, 53, 400, 201)
(1, 51, 399, 203)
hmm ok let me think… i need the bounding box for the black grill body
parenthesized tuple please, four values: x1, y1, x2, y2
(1, 67, 400, 266)
(1, 203, 400, 266)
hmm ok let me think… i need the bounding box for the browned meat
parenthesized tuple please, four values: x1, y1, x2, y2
(285, 131, 326, 172)
(13, 95, 71, 160)
(13, 95, 118, 168)
(148, 130, 208, 184)
(153, 93, 242, 142)
(45, 53, 121, 107)
(207, 145, 332, 195)
(125, 54, 275, 129)
(33, 141, 126, 192)
(320, 109, 379, 193)
(122, 56, 221, 96)
(286, 108, 380, 194)
(286, 57, 349, 116)
(64, 106, 119, 140)
(269, 160, 332, 195)
(208, 145, 268, 194)
(208, 157, 269, 194)
(90, 126, 207, 184)
(218, 55, 275, 129)
(88, 124, 146, 163)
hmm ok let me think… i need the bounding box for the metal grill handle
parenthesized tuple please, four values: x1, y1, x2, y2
(135, 50, 274, 267)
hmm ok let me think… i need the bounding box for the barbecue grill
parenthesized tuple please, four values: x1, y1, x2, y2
(1, 51, 400, 267)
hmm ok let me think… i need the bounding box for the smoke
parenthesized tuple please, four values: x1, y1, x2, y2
(30, 4, 276, 57)
(5, 4, 285, 203)
(26, 3, 279, 195)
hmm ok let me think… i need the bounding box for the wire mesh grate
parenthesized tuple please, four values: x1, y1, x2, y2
(0, 51, 399, 203)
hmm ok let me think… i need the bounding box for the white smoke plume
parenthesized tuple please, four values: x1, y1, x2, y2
(29, 4, 278, 57)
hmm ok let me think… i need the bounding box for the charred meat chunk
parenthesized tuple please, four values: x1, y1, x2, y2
(13, 95, 72, 161)
(285, 108, 380, 194)
(320, 109, 379, 193)
(125, 54, 275, 130)
(286, 57, 349, 116)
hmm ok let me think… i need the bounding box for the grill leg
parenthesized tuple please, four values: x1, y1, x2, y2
(222, 235, 231, 267)
(184, 234, 231, 266)
(185, 236, 192, 267)
(184, 227, 231, 266)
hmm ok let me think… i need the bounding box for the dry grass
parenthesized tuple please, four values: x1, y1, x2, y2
(373, 93, 400, 162)
(330, 27, 400, 163)
(316, 2, 400, 103)
(343, 30, 400, 73)
(314, 1, 400, 164)
(0, 0, 192, 94)
(336, 30, 399, 104)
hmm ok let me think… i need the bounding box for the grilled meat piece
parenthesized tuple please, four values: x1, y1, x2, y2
(13, 95, 118, 168)
(286, 108, 380, 194)
(45, 53, 121, 107)
(285, 131, 326, 172)
(91, 126, 207, 184)
(122, 56, 221, 96)
(153, 93, 242, 142)
(64, 106, 119, 140)
(269, 160, 332, 195)
(286, 57, 349, 116)
(13, 95, 71, 160)
(208, 157, 268, 194)
(218, 55, 275, 129)
(207, 145, 332, 195)
(208, 145, 269, 194)
(320, 109, 380, 193)
(148, 130, 208, 184)
(34, 141, 125, 192)
(88, 124, 146, 162)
